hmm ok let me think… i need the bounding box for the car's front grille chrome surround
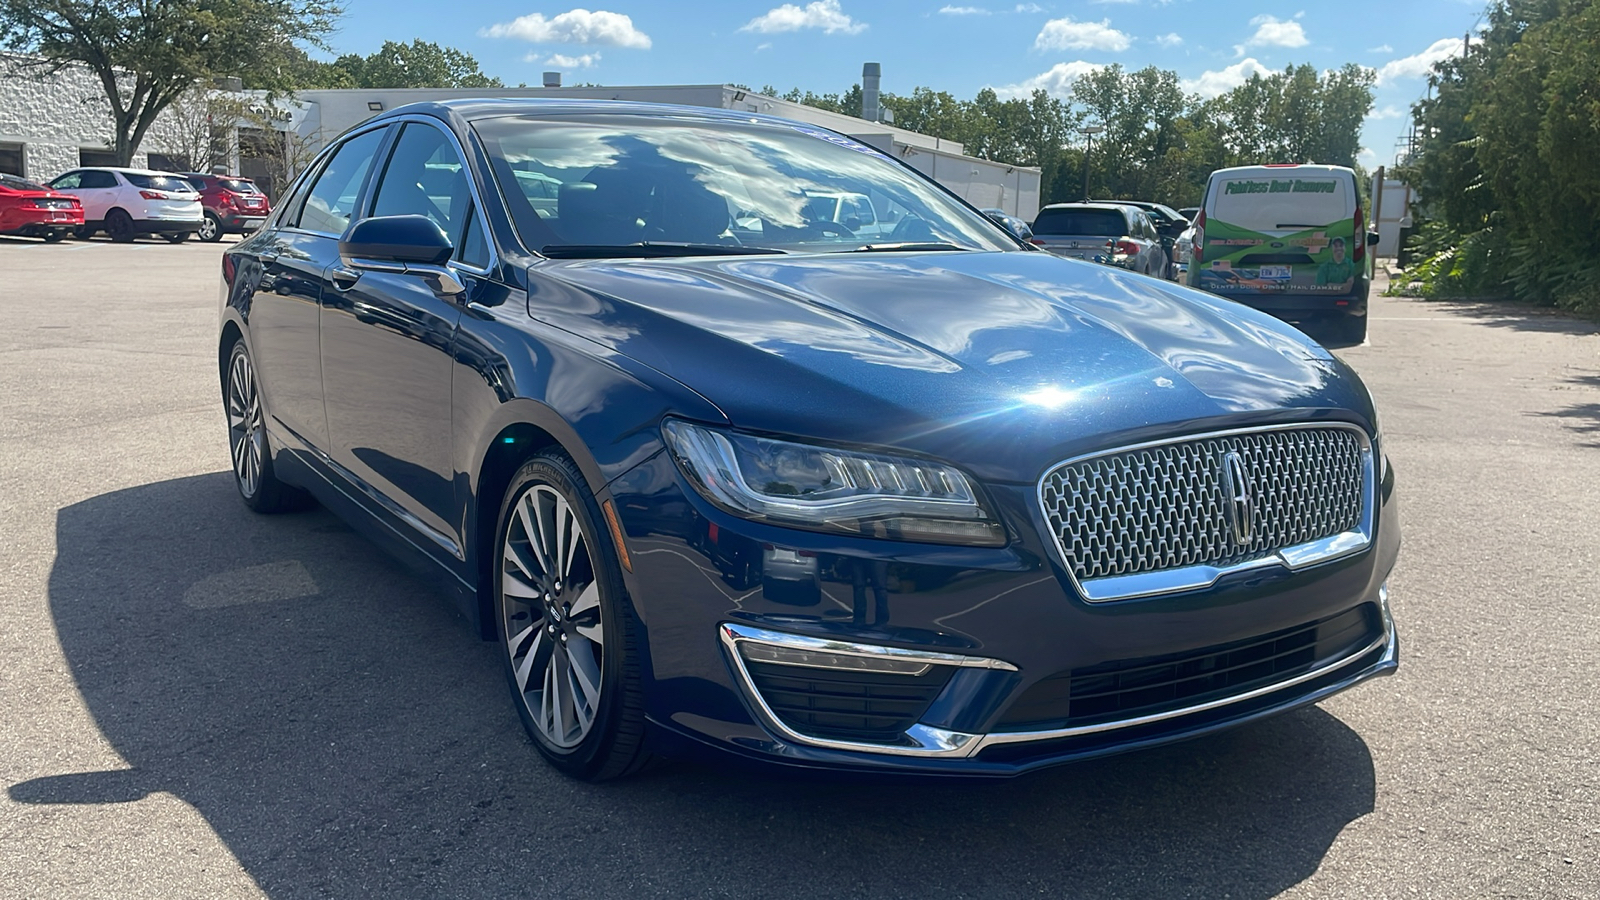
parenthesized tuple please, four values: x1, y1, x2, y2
(1037, 423, 1375, 602)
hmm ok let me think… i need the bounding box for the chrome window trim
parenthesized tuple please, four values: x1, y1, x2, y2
(1036, 422, 1375, 603)
(720, 602, 1394, 759)
(281, 122, 393, 238)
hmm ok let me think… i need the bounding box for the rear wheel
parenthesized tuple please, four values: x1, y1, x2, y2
(105, 209, 135, 243)
(43, 231, 66, 243)
(197, 213, 223, 242)
(224, 339, 313, 513)
(1335, 315, 1368, 346)
(495, 452, 653, 781)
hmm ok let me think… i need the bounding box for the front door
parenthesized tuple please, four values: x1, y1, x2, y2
(320, 121, 478, 558)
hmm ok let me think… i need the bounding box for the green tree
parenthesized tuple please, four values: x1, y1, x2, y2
(0, 0, 342, 164)
(331, 39, 502, 89)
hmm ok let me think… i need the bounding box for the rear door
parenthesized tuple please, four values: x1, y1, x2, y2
(1194, 169, 1357, 297)
(1031, 207, 1124, 260)
(248, 125, 391, 452)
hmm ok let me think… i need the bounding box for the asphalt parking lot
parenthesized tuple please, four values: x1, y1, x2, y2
(2, 235, 1597, 899)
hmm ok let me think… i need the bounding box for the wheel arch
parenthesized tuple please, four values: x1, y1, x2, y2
(466, 400, 610, 641)
(218, 320, 244, 392)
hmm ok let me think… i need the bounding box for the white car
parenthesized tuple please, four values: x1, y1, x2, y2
(48, 167, 203, 242)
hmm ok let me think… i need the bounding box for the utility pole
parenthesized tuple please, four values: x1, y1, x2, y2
(1078, 124, 1104, 201)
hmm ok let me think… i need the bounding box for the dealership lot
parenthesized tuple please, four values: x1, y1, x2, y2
(2, 237, 1597, 898)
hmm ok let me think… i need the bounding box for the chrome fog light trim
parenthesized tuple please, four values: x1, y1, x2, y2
(721, 623, 1018, 672)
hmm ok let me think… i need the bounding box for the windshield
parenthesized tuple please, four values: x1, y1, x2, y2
(0, 174, 49, 192)
(473, 115, 1015, 256)
(1033, 208, 1127, 237)
(124, 173, 195, 193)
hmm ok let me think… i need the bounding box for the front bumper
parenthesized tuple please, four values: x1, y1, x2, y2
(608, 443, 1401, 776)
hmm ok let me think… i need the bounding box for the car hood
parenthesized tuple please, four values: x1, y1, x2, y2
(526, 250, 1370, 483)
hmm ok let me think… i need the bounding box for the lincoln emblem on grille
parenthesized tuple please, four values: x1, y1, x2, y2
(1221, 450, 1253, 545)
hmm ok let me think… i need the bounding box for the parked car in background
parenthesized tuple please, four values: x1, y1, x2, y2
(219, 100, 1397, 781)
(48, 168, 203, 242)
(1118, 200, 1190, 279)
(1186, 163, 1377, 344)
(181, 173, 272, 242)
(1178, 206, 1200, 222)
(1030, 202, 1168, 276)
(0, 173, 83, 242)
(980, 208, 1033, 243)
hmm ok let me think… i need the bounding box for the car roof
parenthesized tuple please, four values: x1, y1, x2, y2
(1039, 202, 1133, 214)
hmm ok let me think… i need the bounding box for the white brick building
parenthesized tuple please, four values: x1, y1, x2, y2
(0, 53, 191, 180)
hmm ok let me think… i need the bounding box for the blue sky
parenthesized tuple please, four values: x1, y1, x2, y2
(330, 1, 1489, 168)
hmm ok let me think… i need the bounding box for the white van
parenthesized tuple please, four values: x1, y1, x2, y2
(1186, 164, 1377, 343)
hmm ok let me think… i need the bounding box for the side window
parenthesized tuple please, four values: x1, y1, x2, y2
(51, 172, 82, 190)
(296, 127, 386, 235)
(80, 171, 118, 189)
(370, 123, 474, 248)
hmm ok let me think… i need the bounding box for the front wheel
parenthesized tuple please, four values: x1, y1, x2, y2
(224, 339, 313, 512)
(495, 452, 653, 781)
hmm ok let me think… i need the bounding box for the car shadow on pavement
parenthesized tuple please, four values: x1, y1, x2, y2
(16, 473, 1378, 899)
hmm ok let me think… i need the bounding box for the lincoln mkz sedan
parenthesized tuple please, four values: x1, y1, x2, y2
(218, 100, 1399, 780)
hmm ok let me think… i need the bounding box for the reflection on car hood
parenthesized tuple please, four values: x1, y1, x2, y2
(529, 250, 1368, 482)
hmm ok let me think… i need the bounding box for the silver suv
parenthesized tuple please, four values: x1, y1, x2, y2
(1030, 202, 1169, 277)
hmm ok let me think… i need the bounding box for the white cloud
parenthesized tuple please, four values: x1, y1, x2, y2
(1014, 3, 1044, 11)
(1155, 32, 1182, 47)
(1183, 57, 1272, 99)
(1237, 13, 1307, 55)
(1376, 37, 1464, 84)
(938, 4, 990, 14)
(1368, 43, 1393, 53)
(1034, 17, 1132, 52)
(755, 41, 773, 51)
(1358, 147, 1376, 161)
(740, 0, 867, 34)
(1370, 104, 1403, 120)
(992, 60, 1106, 98)
(544, 52, 601, 68)
(482, 9, 652, 48)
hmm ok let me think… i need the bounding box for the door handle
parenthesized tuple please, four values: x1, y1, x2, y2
(328, 265, 361, 291)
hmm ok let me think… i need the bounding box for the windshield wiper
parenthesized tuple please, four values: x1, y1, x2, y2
(845, 242, 972, 252)
(541, 242, 788, 259)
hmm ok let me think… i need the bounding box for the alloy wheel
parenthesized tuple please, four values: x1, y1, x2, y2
(226, 349, 264, 498)
(199, 215, 221, 242)
(501, 484, 605, 749)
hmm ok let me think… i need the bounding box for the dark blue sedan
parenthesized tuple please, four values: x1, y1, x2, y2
(218, 100, 1399, 780)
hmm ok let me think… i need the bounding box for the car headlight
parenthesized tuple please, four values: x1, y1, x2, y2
(661, 419, 1006, 547)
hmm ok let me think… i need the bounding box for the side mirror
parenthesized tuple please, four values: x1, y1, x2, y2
(340, 215, 453, 266)
(984, 211, 1032, 243)
(1367, 231, 1380, 246)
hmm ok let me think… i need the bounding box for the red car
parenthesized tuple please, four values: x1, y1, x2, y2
(0, 173, 84, 241)
(180, 173, 272, 242)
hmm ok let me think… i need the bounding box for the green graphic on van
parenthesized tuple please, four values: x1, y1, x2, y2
(1194, 217, 1357, 294)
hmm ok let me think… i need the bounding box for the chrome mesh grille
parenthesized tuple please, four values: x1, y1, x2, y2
(1040, 427, 1366, 583)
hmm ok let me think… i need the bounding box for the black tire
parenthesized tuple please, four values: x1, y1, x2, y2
(73, 226, 95, 240)
(198, 213, 224, 243)
(43, 231, 66, 243)
(223, 339, 314, 513)
(494, 451, 653, 781)
(105, 209, 135, 243)
(163, 231, 190, 244)
(1328, 315, 1368, 346)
